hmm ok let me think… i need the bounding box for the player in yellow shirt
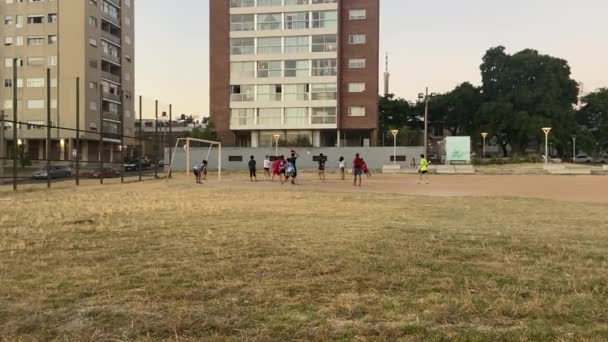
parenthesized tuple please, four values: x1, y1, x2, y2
(418, 154, 430, 184)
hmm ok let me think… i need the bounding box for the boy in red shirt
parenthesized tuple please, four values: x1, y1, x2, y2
(352, 153, 364, 186)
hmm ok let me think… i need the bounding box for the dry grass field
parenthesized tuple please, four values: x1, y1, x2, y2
(1, 174, 608, 341)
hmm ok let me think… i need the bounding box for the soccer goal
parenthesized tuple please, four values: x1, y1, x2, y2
(166, 138, 222, 181)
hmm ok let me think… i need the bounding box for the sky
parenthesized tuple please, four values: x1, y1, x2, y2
(135, 0, 608, 117)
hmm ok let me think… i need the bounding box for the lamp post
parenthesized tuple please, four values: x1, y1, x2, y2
(390, 129, 399, 165)
(481, 132, 488, 158)
(542, 127, 552, 165)
(418, 88, 435, 158)
(273, 134, 281, 157)
(571, 135, 577, 164)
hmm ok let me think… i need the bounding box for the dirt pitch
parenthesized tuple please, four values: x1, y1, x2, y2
(1, 173, 608, 340)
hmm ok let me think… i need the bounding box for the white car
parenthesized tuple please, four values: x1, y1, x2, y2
(543, 155, 562, 163)
(595, 155, 608, 164)
(574, 155, 593, 163)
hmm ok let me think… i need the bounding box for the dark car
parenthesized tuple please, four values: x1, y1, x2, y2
(32, 165, 72, 180)
(89, 168, 121, 179)
(124, 157, 151, 171)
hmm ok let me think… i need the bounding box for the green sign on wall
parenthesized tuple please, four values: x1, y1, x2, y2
(446, 136, 471, 161)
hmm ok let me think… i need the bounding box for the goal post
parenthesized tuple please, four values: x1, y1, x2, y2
(166, 137, 222, 181)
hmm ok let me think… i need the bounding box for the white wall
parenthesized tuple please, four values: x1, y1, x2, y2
(166, 146, 425, 171)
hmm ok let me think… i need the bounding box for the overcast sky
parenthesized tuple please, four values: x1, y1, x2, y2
(135, 0, 608, 117)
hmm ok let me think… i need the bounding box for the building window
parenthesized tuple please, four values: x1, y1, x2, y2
(89, 38, 97, 47)
(348, 106, 366, 117)
(312, 0, 338, 3)
(27, 15, 44, 24)
(348, 58, 366, 69)
(48, 13, 57, 23)
(101, 1, 120, 21)
(15, 16, 24, 26)
(4, 79, 13, 88)
(230, 38, 254, 55)
(47, 56, 57, 66)
(285, 108, 309, 125)
(26, 78, 45, 88)
(283, 84, 309, 101)
(230, 61, 255, 79)
(349, 9, 367, 20)
(311, 59, 337, 76)
(348, 82, 365, 93)
(90, 81, 98, 89)
(90, 101, 98, 111)
(4, 37, 13, 46)
(349, 34, 366, 45)
(258, 108, 282, 125)
(27, 36, 45, 46)
(284, 36, 309, 53)
(48, 35, 57, 45)
(88, 16, 97, 27)
(27, 57, 45, 66)
(284, 60, 309, 77)
(230, 85, 255, 102)
(311, 34, 337, 52)
(257, 0, 281, 6)
(285, 0, 311, 4)
(257, 61, 282, 78)
(27, 100, 45, 109)
(257, 84, 282, 101)
(311, 107, 337, 124)
(15, 36, 23, 46)
(89, 59, 98, 68)
(230, 108, 255, 126)
(257, 13, 282, 31)
(257, 37, 282, 54)
(229, 0, 255, 8)
(4, 16, 13, 25)
(311, 83, 337, 100)
(230, 14, 254, 32)
(284, 12, 309, 30)
(312, 11, 337, 28)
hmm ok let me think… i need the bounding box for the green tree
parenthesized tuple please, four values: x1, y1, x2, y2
(428, 82, 482, 136)
(479, 46, 580, 156)
(578, 88, 608, 153)
(182, 120, 218, 142)
(378, 94, 419, 145)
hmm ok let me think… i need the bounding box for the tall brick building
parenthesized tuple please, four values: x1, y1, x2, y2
(210, 0, 379, 147)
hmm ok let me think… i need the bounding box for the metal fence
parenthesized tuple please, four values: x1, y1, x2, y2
(0, 65, 176, 191)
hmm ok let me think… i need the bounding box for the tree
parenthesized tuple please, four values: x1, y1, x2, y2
(479, 46, 580, 156)
(378, 94, 419, 145)
(428, 82, 482, 136)
(181, 120, 218, 142)
(578, 88, 608, 152)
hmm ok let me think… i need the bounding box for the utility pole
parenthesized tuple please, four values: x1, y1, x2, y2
(424, 87, 429, 158)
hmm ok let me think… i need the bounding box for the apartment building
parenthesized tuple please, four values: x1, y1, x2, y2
(210, 0, 379, 147)
(0, 0, 134, 162)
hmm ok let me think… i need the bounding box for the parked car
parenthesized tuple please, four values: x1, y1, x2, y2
(32, 165, 72, 180)
(543, 155, 562, 163)
(124, 157, 151, 171)
(595, 155, 608, 164)
(88, 168, 121, 179)
(574, 155, 593, 163)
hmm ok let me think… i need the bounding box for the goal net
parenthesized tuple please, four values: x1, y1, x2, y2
(166, 138, 222, 181)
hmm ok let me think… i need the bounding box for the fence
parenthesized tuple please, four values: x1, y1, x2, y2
(0, 66, 178, 191)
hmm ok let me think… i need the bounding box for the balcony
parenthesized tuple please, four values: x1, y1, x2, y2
(101, 51, 121, 66)
(102, 91, 121, 103)
(105, 0, 120, 8)
(101, 12, 120, 27)
(101, 30, 121, 46)
(102, 112, 121, 122)
(101, 71, 121, 84)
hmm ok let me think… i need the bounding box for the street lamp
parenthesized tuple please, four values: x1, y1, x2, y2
(273, 134, 281, 157)
(418, 88, 435, 158)
(390, 129, 399, 165)
(542, 127, 552, 165)
(481, 132, 488, 158)
(571, 135, 577, 164)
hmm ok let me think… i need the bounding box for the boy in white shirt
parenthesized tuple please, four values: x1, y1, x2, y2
(263, 156, 271, 179)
